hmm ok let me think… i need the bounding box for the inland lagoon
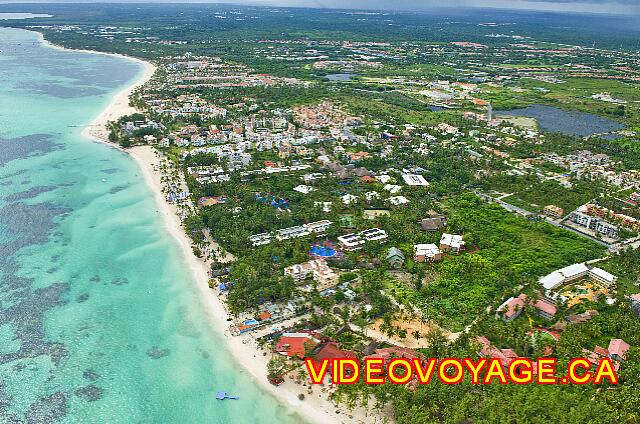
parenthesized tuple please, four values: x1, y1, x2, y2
(325, 73, 357, 81)
(497, 104, 625, 137)
(0, 27, 301, 424)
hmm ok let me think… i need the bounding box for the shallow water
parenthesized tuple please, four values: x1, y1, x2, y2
(0, 27, 302, 424)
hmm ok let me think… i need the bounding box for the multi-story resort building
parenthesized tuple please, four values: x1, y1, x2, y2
(283, 259, 339, 291)
(401, 174, 430, 186)
(249, 232, 272, 247)
(337, 233, 365, 251)
(360, 228, 388, 243)
(250, 220, 333, 245)
(568, 206, 619, 238)
(276, 225, 310, 241)
(539, 263, 617, 303)
(543, 204, 564, 219)
(304, 220, 332, 234)
(337, 228, 388, 251)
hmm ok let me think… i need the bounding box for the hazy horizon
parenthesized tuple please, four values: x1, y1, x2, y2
(0, 0, 638, 16)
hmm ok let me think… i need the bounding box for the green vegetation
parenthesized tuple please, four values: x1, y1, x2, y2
(7, 4, 639, 423)
(417, 194, 604, 331)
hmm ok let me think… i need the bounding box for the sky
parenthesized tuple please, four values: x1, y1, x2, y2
(252, 0, 639, 15)
(0, 0, 638, 15)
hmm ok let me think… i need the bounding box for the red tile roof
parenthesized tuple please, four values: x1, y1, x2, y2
(477, 336, 514, 365)
(347, 151, 370, 161)
(257, 311, 272, 321)
(532, 299, 557, 317)
(498, 294, 527, 319)
(364, 346, 420, 362)
(275, 333, 319, 359)
(608, 339, 630, 360)
(594, 346, 610, 357)
(313, 342, 357, 371)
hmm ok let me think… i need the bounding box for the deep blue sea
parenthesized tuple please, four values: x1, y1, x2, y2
(0, 27, 301, 424)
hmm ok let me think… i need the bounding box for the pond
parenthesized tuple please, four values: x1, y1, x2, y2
(325, 73, 357, 81)
(497, 104, 624, 137)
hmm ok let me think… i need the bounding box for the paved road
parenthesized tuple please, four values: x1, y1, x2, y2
(544, 217, 611, 248)
(473, 191, 534, 217)
(473, 190, 612, 247)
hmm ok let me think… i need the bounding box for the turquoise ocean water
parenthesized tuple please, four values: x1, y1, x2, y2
(0, 27, 302, 424)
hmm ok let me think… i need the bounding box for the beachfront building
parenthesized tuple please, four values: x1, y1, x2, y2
(293, 184, 315, 194)
(364, 191, 381, 202)
(414, 243, 442, 263)
(629, 293, 640, 317)
(495, 293, 557, 321)
(589, 267, 618, 286)
(274, 332, 321, 358)
(363, 346, 420, 364)
(197, 196, 227, 207)
(539, 263, 590, 291)
(440, 233, 465, 253)
(583, 338, 631, 370)
(531, 298, 558, 320)
(361, 228, 388, 243)
(341, 194, 358, 205)
(388, 195, 410, 206)
(346, 151, 370, 162)
(312, 342, 358, 379)
(337, 233, 365, 251)
(476, 336, 520, 372)
(384, 184, 402, 194)
(608, 339, 631, 362)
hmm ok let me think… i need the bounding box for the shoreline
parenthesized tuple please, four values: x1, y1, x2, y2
(35, 29, 377, 424)
(128, 145, 378, 424)
(32, 29, 157, 146)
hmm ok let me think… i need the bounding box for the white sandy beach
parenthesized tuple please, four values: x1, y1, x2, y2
(36, 29, 381, 424)
(80, 58, 156, 143)
(80, 59, 155, 143)
(34, 30, 157, 144)
(129, 145, 381, 424)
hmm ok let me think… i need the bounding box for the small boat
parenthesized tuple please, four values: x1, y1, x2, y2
(216, 391, 239, 400)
